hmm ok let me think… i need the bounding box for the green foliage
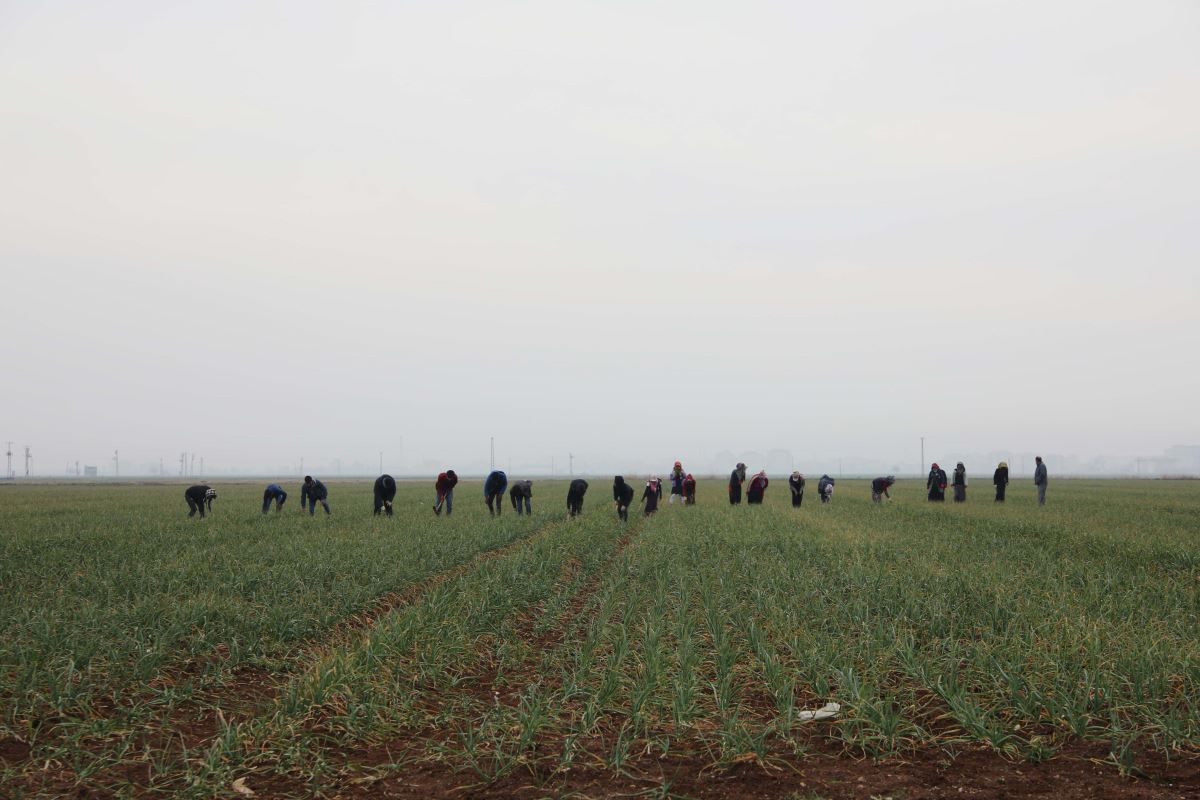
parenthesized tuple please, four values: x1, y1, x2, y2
(1, 477, 1197, 795)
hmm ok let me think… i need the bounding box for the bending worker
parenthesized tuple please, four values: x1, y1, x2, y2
(373, 474, 396, 516)
(484, 470, 508, 516)
(262, 483, 287, 514)
(185, 484, 217, 518)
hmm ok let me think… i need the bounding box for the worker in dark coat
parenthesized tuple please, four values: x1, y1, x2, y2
(746, 470, 769, 504)
(993, 461, 1009, 502)
(818, 474, 835, 503)
(262, 483, 287, 514)
(373, 474, 396, 516)
(926, 464, 947, 502)
(185, 484, 216, 517)
(788, 472, 805, 507)
(484, 470, 508, 516)
(613, 476, 634, 521)
(871, 475, 895, 503)
(301, 476, 331, 515)
(728, 462, 747, 505)
(642, 477, 662, 515)
(952, 463, 967, 502)
(1034, 456, 1048, 505)
(567, 479, 588, 518)
(683, 473, 697, 505)
(509, 480, 533, 515)
(433, 470, 458, 515)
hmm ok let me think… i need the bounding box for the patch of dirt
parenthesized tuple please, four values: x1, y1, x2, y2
(305, 740, 1200, 799)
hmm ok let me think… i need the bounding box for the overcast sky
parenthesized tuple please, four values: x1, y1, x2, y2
(2, 1, 1198, 477)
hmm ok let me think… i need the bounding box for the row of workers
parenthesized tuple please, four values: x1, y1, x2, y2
(182, 457, 1050, 518)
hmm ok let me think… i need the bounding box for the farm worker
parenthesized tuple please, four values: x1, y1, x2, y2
(642, 476, 662, 515)
(926, 463, 947, 502)
(262, 483, 287, 514)
(301, 476, 331, 515)
(668, 462, 685, 504)
(567, 478, 588, 518)
(728, 463, 747, 505)
(746, 470, 769, 504)
(818, 474, 835, 503)
(1034, 456, 1048, 505)
(433, 470, 458, 515)
(509, 480, 533, 515)
(788, 472, 805, 507)
(484, 470, 508, 516)
(373, 474, 396, 516)
(683, 473, 697, 505)
(871, 475, 895, 503)
(185, 484, 216, 517)
(993, 462, 1009, 502)
(952, 463, 967, 502)
(613, 476, 634, 521)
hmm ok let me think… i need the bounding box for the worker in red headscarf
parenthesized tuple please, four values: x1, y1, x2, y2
(746, 470, 769, 504)
(683, 473, 697, 505)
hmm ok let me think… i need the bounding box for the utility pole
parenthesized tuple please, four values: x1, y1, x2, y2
(551, 456, 555, 477)
(569, 453, 574, 477)
(200, 457, 204, 476)
(4, 441, 12, 479)
(300, 457, 304, 476)
(920, 436, 925, 476)
(180, 452, 187, 477)
(113, 450, 119, 478)
(490, 437, 495, 470)
(159, 457, 163, 476)
(76, 460, 80, 477)
(24, 445, 32, 477)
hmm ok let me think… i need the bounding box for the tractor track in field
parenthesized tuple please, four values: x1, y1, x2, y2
(3, 518, 565, 798)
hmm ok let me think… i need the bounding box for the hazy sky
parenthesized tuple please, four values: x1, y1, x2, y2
(2, 1, 1198, 476)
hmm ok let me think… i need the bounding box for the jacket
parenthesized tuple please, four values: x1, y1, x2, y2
(435, 471, 458, 494)
(613, 476, 634, 505)
(1034, 463, 1048, 486)
(301, 479, 328, 503)
(484, 470, 508, 497)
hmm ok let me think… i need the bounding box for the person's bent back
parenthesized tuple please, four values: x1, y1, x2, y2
(374, 474, 396, 516)
(263, 483, 287, 514)
(185, 484, 216, 518)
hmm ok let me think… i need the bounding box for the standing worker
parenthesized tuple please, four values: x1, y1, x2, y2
(642, 476, 662, 516)
(373, 474, 396, 516)
(669, 462, 686, 504)
(926, 463, 948, 502)
(1034, 456, 1048, 505)
(993, 461, 1009, 502)
(301, 476, 331, 515)
(509, 480, 533, 515)
(484, 470, 508, 516)
(683, 473, 697, 505)
(262, 483, 288, 514)
(185, 484, 216, 517)
(728, 463, 747, 505)
(613, 476, 634, 521)
(788, 471, 806, 507)
(871, 475, 895, 503)
(567, 478, 589, 518)
(746, 470, 769, 504)
(433, 470, 458, 515)
(818, 474, 835, 503)
(952, 462, 967, 502)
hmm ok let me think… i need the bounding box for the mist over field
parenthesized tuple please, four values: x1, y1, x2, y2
(2, 1, 1198, 477)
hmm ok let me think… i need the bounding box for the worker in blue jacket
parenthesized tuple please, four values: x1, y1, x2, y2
(484, 470, 508, 516)
(262, 483, 288, 514)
